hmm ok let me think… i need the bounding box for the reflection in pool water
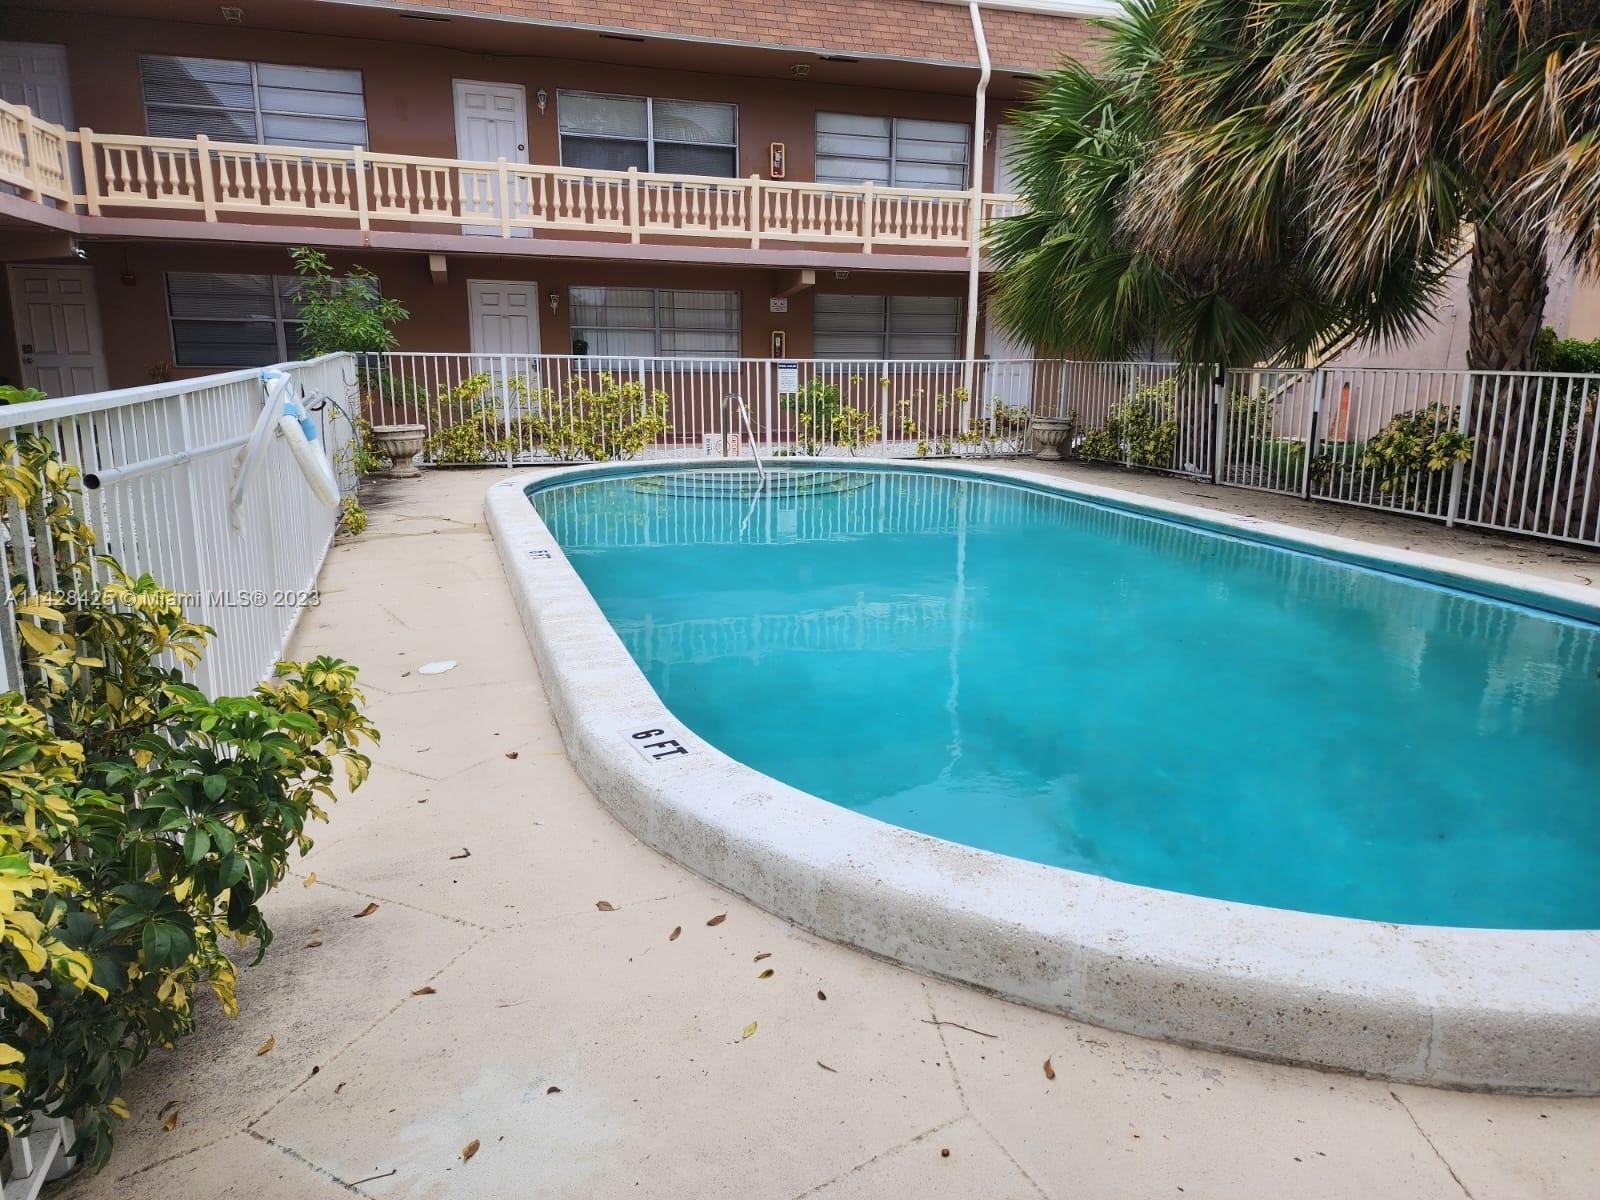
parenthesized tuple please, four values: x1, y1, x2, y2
(532, 467, 1600, 929)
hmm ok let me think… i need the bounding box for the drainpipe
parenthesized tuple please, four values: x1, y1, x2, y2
(962, 0, 991, 412)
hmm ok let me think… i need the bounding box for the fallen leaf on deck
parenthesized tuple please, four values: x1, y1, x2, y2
(303, 872, 317, 888)
(596, 900, 616, 911)
(669, 926, 682, 941)
(753, 952, 771, 962)
(817, 1061, 836, 1073)
(304, 940, 322, 949)
(352, 902, 379, 919)
(335, 1082, 346, 1094)
(817, 990, 827, 1001)
(162, 1109, 179, 1131)
(449, 848, 471, 860)
(504, 751, 519, 760)
(706, 913, 726, 926)
(1043, 1057, 1056, 1081)
(158, 1099, 180, 1118)
(741, 1021, 758, 1040)
(461, 1139, 480, 1162)
(546, 1086, 561, 1095)
(412, 986, 436, 996)
(256, 1036, 276, 1057)
(757, 968, 774, 980)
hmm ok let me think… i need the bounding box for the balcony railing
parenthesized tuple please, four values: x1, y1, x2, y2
(0, 98, 1018, 255)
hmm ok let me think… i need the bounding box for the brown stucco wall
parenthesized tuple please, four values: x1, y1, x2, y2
(5, 8, 1026, 192)
(83, 240, 971, 387)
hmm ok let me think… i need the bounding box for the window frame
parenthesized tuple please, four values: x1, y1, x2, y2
(139, 54, 369, 150)
(556, 90, 739, 178)
(812, 293, 964, 361)
(814, 112, 971, 191)
(164, 271, 309, 369)
(569, 286, 743, 360)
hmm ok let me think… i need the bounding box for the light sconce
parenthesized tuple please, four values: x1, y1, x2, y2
(536, 88, 549, 116)
(548, 290, 561, 314)
(983, 127, 993, 148)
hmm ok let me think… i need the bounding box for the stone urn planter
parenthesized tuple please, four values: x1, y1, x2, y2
(369, 424, 426, 479)
(1030, 415, 1075, 461)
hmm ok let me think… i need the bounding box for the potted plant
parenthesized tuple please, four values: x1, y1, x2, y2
(1030, 410, 1076, 460)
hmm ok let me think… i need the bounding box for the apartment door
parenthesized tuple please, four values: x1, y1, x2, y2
(8, 265, 109, 396)
(983, 123, 1033, 409)
(453, 80, 529, 237)
(468, 280, 541, 357)
(0, 42, 78, 197)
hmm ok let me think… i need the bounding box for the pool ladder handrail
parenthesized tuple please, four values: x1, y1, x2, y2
(726, 393, 768, 490)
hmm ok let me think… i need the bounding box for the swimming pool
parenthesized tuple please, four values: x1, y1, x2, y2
(531, 465, 1600, 931)
(490, 459, 1600, 1092)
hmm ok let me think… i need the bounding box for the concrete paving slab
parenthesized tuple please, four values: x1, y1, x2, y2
(61, 1131, 356, 1200)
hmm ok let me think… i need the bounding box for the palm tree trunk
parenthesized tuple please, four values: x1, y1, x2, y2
(1464, 219, 1554, 528)
(1466, 220, 1548, 371)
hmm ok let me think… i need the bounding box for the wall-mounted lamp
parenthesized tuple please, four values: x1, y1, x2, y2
(548, 289, 561, 314)
(536, 88, 549, 116)
(983, 127, 994, 148)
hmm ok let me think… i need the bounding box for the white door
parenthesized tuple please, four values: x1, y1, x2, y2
(8, 265, 109, 397)
(992, 123, 1022, 198)
(0, 42, 78, 198)
(453, 80, 529, 237)
(468, 280, 541, 357)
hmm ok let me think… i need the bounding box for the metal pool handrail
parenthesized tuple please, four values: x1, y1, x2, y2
(727, 393, 767, 488)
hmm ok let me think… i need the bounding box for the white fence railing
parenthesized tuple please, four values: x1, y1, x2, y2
(359, 352, 1600, 549)
(0, 98, 1014, 255)
(0, 354, 359, 697)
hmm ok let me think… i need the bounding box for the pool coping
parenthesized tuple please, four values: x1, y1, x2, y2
(485, 456, 1600, 1094)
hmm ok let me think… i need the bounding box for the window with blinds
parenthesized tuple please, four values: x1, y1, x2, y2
(165, 272, 311, 367)
(558, 92, 738, 177)
(815, 114, 970, 190)
(140, 56, 368, 150)
(813, 294, 962, 359)
(570, 287, 741, 358)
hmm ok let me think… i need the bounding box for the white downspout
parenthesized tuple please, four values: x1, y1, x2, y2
(963, 0, 991, 407)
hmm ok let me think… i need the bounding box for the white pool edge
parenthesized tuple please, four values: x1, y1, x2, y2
(485, 457, 1600, 1094)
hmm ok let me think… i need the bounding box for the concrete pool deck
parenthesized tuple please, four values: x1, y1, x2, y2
(59, 465, 1600, 1200)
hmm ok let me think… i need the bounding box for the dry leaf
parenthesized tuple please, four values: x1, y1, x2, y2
(595, 900, 616, 912)
(310, 927, 321, 934)
(504, 751, 519, 760)
(412, 986, 437, 996)
(303, 872, 317, 888)
(162, 1110, 179, 1131)
(817, 1061, 836, 1073)
(741, 1021, 758, 1040)
(335, 1082, 346, 1094)
(352, 902, 379, 919)
(546, 1085, 561, 1095)
(158, 1099, 181, 1118)
(304, 940, 323, 949)
(757, 968, 774, 980)
(1042, 1057, 1056, 1081)
(753, 952, 771, 962)
(706, 913, 727, 927)
(461, 1138, 480, 1162)
(669, 926, 682, 941)
(256, 1036, 276, 1057)
(816, 990, 827, 1001)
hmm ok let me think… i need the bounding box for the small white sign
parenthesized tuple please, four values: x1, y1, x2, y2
(703, 433, 719, 457)
(776, 361, 799, 396)
(622, 724, 692, 762)
(727, 432, 741, 458)
(769, 297, 788, 313)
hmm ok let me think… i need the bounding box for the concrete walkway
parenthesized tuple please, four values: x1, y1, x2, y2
(61, 466, 1600, 1200)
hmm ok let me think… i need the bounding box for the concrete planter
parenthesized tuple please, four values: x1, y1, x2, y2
(370, 424, 426, 478)
(1030, 415, 1074, 460)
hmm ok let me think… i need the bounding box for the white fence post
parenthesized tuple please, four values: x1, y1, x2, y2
(1446, 372, 1474, 528)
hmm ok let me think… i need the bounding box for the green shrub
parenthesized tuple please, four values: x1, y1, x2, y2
(1359, 403, 1473, 493)
(528, 373, 671, 463)
(783, 376, 880, 455)
(1534, 326, 1600, 375)
(1075, 380, 1179, 468)
(0, 432, 376, 1170)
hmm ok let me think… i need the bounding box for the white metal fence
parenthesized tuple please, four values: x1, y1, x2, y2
(359, 351, 1600, 549)
(0, 353, 358, 697)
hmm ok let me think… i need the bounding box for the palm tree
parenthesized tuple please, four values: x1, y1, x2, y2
(991, 0, 1600, 371)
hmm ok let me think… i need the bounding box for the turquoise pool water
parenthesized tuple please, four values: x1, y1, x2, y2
(531, 466, 1600, 929)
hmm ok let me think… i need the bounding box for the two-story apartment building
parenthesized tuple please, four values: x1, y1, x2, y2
(0, 0, 1106, 394)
